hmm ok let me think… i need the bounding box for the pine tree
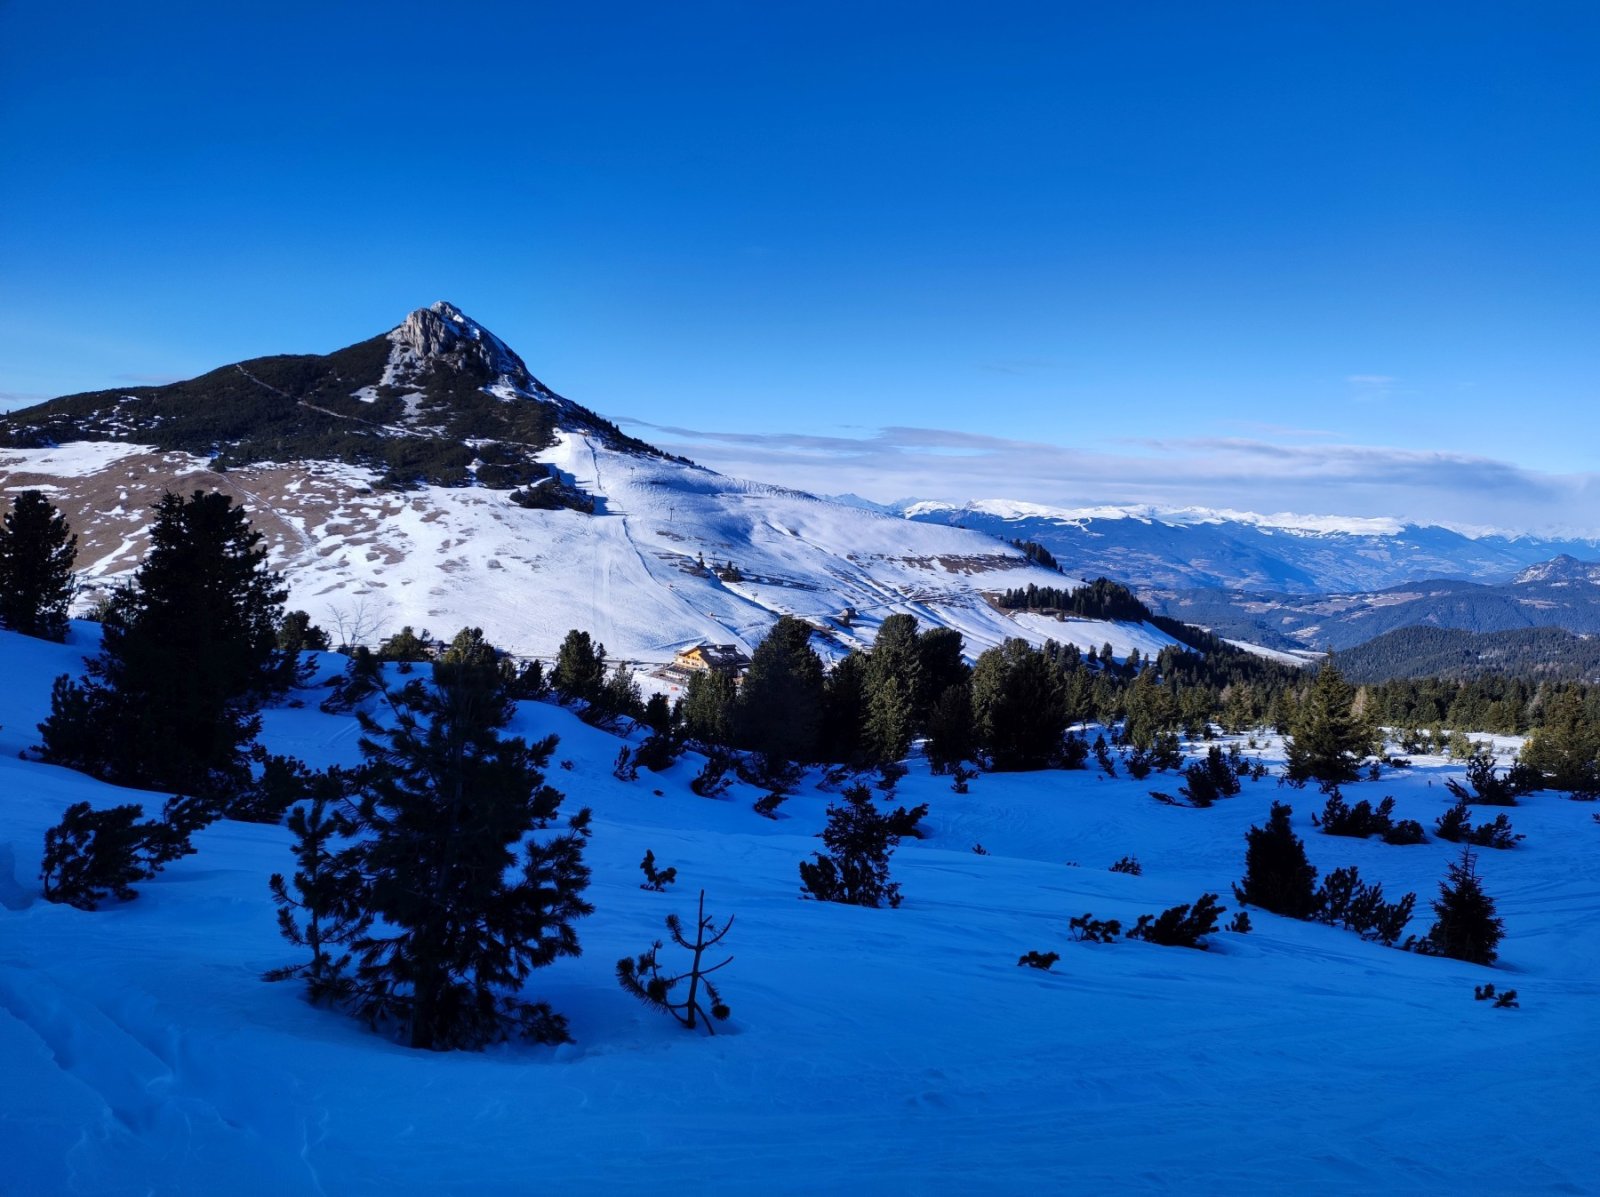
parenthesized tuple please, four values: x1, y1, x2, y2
(617, 889, 733, 1033)
(37, 490, 287, 797)
(0, 489, 77, 641)
(862, 615, 922, 764)
(925, 681, 976, 773)
(1422, 845, 1505, 965)
(798, 783, 903, 908)
(1284, 658, 1378, 784)
(970, 639, 1067, 771)
(1234, 801, 1319, 919)
(1521, 688, 1600, 793)
(265, 794, 368, 1000)
(680, 668, 737, 747)
(551, 628, 607, 705)
(819, 650, 869, 765)
(344, 635, 593, 1049)
(736, 616, 824, 770)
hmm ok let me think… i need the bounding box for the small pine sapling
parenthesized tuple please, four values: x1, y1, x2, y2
(612, 747, 639, 782)
(616, 889, 733, 1034)
(40, 803, 152, 909)
(690, 755, 733, 798)
(1109, 855, 1142, 876)
(1313, 866, 1416, 946)
(1068, 913, 1122, 943)
(951, 764, 976, 794)
(1228, 911, 1252, 934)
(752, 791, 789, 820)
(1127, 893, 1224, 949)
(1017, 950, 1059, 970)
(264, 795, 368, 1000)
(876, 760, 909, 791)
(971, 842, 988, 855)
(1434, 800, 1522, 849)
(639, 849, 678, 891)
(1093, 734, 1117, 777)
(1233, 802, 1319, 919)
(883, 801, 930, 840)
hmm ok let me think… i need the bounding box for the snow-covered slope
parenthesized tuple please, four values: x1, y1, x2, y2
(0, 434, 1067, 665)
(1, 628, 1594, 1193)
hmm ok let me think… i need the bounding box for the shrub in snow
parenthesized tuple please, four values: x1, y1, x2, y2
(228, 754, 348, 825)
(1127, 894, 1224, 949)
(1093, 735, 1117, 777)
(1228, 911, 1252, 934)
(1445, 756, 1539, 807)
(798, 783, 903, 908)
(40, 797, 204, 910)
(950, 764, 976, 794)
(639, 849, 677, 891)
(1177, 746, 1243, 807)
(1234, 802, 1319, 919)
(612, 746, 639, 782)
(1434, 800, 1522, 849)
(1313, 866, 1416, 947)
(690, 754, 734, 798)
(1017, 950, 1059, 970)
(1418, 846, 1505, 966)
(882, 801, 930, 841)
(972, 842, 988, 855)
(617, 889, 733, 1034)
(633, 730, 683, 773)
(1109, 855, 1142, 876)
(1068, 913, 1122, 943)
(1474, 983, 1518, 1008)
(752, 791, 789, 819)
(1312, 791, 1419, 842)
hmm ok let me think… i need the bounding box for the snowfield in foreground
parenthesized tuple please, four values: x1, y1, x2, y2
(0, 627, 1596, 1195)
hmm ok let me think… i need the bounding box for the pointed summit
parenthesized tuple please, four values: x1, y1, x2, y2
(391, 301, 531, 384)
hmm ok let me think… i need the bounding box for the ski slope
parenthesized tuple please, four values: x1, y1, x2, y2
(0, 435, 1065, 666)
(1, 627, 1596, 1194)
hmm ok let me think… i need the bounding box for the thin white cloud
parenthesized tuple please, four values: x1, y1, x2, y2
(618, 418, 1600, 536)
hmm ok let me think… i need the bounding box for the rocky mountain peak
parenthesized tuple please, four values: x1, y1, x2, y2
(1512, 554, 1600, 586)
(390, 301, 529, 383)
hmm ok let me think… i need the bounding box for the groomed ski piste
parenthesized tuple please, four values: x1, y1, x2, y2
(1, 626, 1595, 1195)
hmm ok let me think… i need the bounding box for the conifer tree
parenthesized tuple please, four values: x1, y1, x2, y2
(736, 616, 824, 770)
(552, 628, 607, 705)
(863, 615, 923, 763)
(1520, 688, 1600, 793)
(819, 650, 869, 765)
(970, 639, 1067, 770)
(1234, 801, 1319, 919)
(925, 681, 976, 773)
(798, 783, 903, 908)
(617, 889, 733, 1034)
(343, 633, 594, 1049)
(265, 795, 368, 1000)
(680, 668, 737, 747)
(1422, 845, 1505, 965)
(1284, 658, 1377, 784)
(0, 489, 77, 641)
(37, 490, 287, 797)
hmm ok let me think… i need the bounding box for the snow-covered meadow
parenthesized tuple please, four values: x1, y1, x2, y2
(1, 626, 1596, 1194)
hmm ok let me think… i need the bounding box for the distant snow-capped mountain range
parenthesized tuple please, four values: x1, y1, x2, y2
(885, 497, 1600, 594)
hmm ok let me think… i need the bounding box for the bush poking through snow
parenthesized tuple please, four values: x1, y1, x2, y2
(617, 889, 733, 1034)
(40, 798, 205, 910)
(1234, 802, 1319, 919)
(264, 795, 366, 1001)
(1228, 911, 1252, 934)
(690, 755, 733, 798)
(1128, 894, 1224, 949)
(752, 791, 789, 820)
(950, 764, 976, 794)
(1445, 756, 1539, 807)
(1314, 866, 1417, 946)
(1068, 913, 1122, 943)
(798, 783, 903, 908)
(1178, 746, 1243, 807)
(1109, 855, 1142, 876)
(1474, 983, 1519, 1008)
(882, 801, 931, 841)
(639, 849, 677, 891)
(612, 747, 639, 782)
(1017, 950, 1059, 970)
(1435, 801, 1523, 849)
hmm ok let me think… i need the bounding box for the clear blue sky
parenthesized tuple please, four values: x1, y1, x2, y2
(2, 2, 1596, 528)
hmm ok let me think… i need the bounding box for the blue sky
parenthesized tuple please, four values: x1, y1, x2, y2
(2, 2, 1596, 529)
